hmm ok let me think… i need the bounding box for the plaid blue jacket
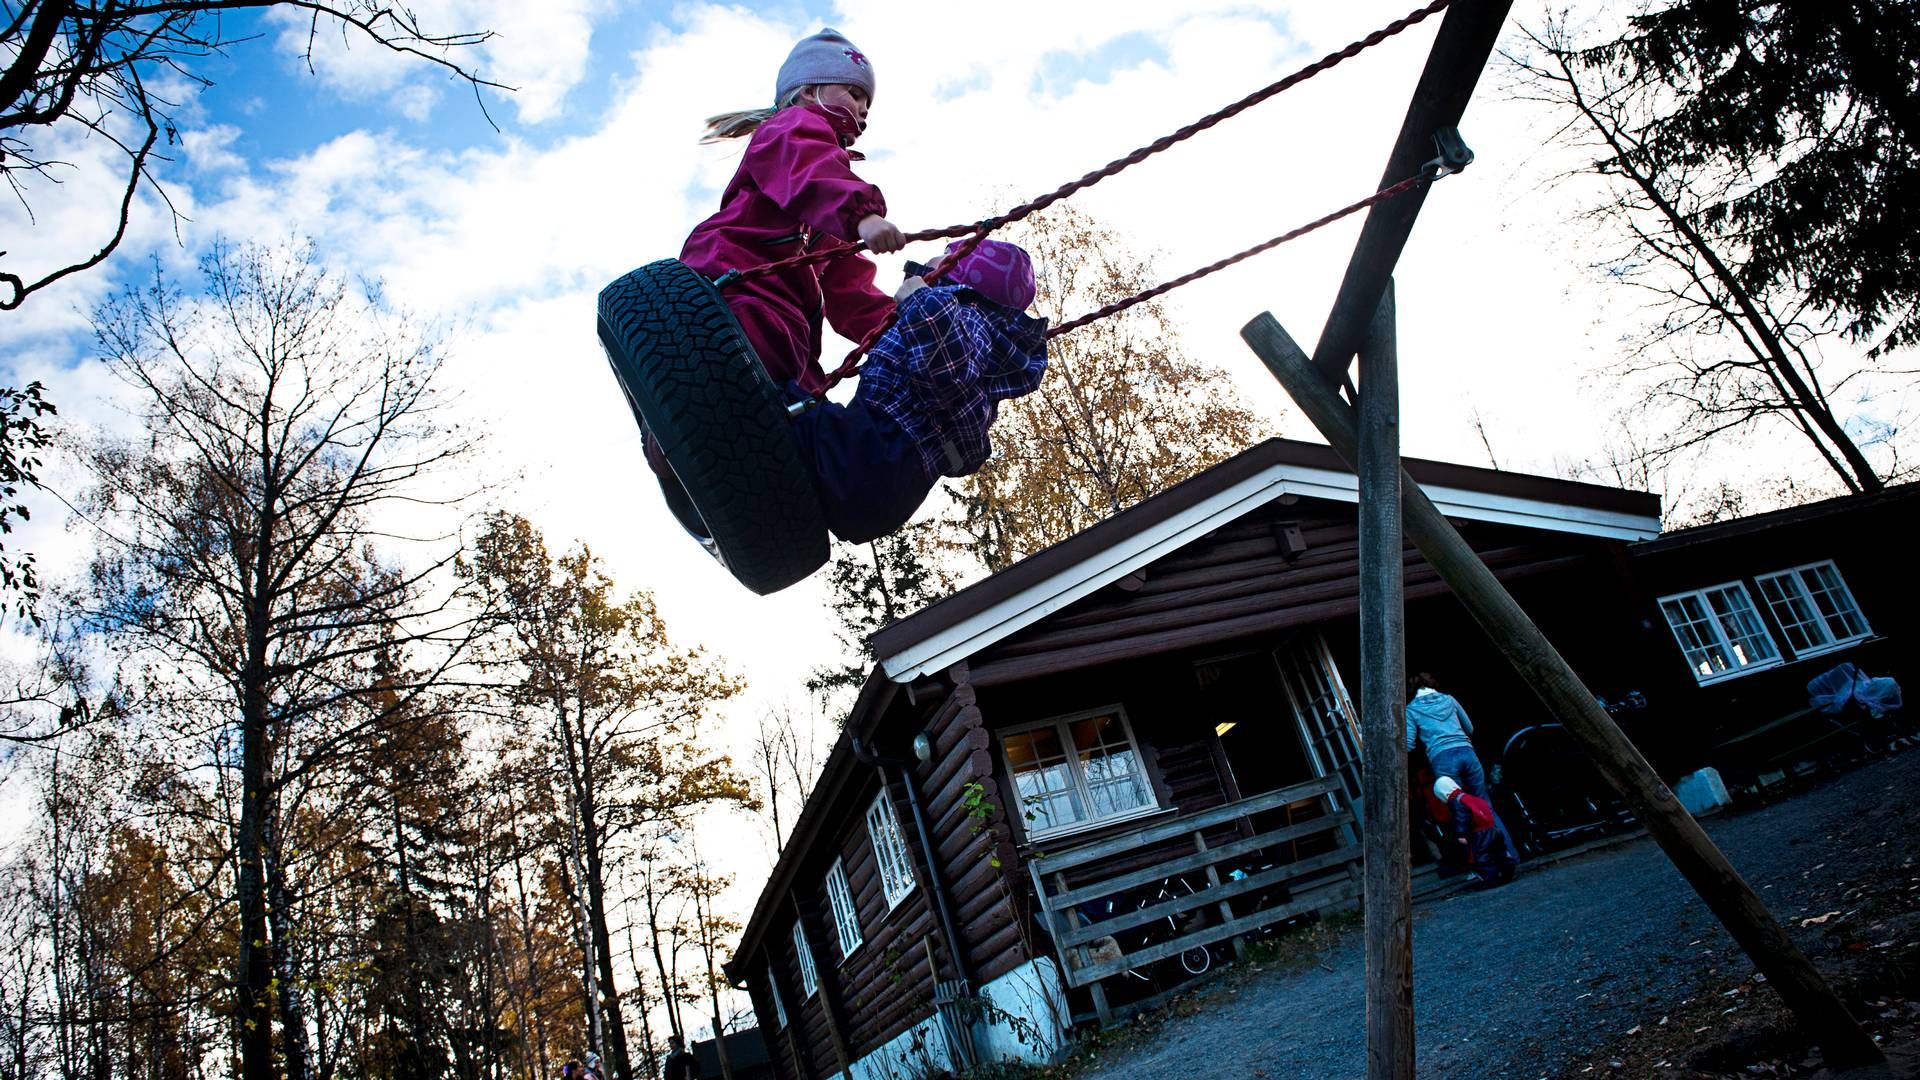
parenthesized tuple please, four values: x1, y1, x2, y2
(856, 285, 1049, 478)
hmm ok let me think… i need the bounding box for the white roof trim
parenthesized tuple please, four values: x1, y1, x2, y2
(878, 463, 1660, 683)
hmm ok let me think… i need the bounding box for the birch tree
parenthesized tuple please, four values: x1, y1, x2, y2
(79, 239, 480, 1080)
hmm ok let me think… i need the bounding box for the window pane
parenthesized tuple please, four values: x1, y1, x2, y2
(1006, 727, 1082, 831)
(1757, 573, 1826, 653)
(766, 966, 788, 1028)
(1082, 744, 1147, 817)
(866, 796, 916, 907)
(1661, 595, 1732, 677)
(792, 923, 818, 996)
(1707, 585, 1778, 667)
(825, 861, 861, 957)
(1801, 564, 1869, 641)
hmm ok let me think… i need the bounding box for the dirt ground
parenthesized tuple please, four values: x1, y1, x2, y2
(1045, 748, 1920, 1080)
(1542, 761, 1920, 1079)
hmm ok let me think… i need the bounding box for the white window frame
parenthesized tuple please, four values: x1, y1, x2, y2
(791, 920, 818, 998)
(765, 965, 788, 1029)
(824, 859, 862, 958)
(866, 793, 918, 910)
(998, 704, 1158, 839)
(1657, 581, 1782, 684)
(1755, 561, 1872, 658)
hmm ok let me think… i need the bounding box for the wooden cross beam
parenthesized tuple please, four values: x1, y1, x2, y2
(1241, 0, 1885, 1076)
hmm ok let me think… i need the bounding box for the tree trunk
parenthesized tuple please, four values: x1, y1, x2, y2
(642, 874, 681, 1041)
(579, 810, 635, 1080)
(511, 843, 552, 1080)
(236, 684, 274, 1080)
(626, 922, 660, 1079)
(264, 811, 311, 1080)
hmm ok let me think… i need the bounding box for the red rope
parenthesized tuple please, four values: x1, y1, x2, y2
(722, 0, 1456, 291)
(1046, 172, 1433, 339)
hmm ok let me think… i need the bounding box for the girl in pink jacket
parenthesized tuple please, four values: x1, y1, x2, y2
(683, 28, 903, 397)
(660, 29, 1049, 545)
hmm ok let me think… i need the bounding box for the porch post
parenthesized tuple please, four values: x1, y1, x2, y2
(1242, 313, 1886, 1073)
(1355, 283, 1413, 1080)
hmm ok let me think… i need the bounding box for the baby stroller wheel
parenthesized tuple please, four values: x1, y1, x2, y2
(596, 259, 829, 595)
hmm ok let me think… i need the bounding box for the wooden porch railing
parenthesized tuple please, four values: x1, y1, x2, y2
(1028, 775, 1362, 1025)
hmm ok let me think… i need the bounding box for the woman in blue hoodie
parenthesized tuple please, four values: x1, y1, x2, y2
(1404, 672, 1491, 802)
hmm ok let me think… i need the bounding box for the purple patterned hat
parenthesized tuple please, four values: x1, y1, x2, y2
(942, 239, 1036, 310)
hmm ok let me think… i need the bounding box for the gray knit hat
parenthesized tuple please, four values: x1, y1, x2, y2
(775, 28, 875, 105)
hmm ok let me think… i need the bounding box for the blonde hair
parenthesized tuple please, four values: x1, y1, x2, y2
(701, 87, 810, 143)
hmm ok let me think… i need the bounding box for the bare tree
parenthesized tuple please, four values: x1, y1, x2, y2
(673, 849, 739, 1080)
(1508, 19, 1899, 495)
(77, 238, 481, 1080)
(0, 1, 504, 311)
(747, 703, 828, 854)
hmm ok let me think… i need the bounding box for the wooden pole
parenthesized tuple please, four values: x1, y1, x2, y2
(1355, 284, 1413, 1080)
(1309, 0, 1514, 382)
(1242, 313, 1886, 1073)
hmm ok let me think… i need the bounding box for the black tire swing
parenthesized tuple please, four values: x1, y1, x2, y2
(596, 0, 1462, 595)
(596, 260, 829, 595)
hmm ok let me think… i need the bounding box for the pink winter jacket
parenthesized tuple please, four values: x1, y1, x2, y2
(680, 104, 895, 395)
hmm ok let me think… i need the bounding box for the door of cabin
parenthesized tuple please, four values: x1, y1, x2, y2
(1273, 630, 1366, 825)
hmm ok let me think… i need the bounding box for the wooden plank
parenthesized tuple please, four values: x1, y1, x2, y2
(1044, 812, 1355, 911)
(1056, 846, 1358, 947)
(1032, 777, 1339, 874)
(1068, 881, 1361, 985)
(967, 556, 1581, 688)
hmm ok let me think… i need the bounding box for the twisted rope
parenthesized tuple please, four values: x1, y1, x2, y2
(1046, 171, 1433, 340)
(722, 0, 1456, 291)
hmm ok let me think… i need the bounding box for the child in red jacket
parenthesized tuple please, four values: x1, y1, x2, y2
(658, 29, 1048, 544)
(683, 28, 900, 397)
(1434, 775, 1519, 886)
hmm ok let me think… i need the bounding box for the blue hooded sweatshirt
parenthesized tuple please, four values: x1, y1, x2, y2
(1404, 688, 1475, 757)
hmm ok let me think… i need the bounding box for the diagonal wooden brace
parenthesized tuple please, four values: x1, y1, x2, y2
(1242, 312, 1885, 1073)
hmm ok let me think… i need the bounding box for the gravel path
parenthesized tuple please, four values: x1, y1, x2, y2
(1075, 750, 1920, 1080)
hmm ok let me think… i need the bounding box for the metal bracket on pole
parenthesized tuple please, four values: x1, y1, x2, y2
(1420, 128, 1474, 181)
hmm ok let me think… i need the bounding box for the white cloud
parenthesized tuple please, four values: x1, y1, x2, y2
(182, 124, 248, 175)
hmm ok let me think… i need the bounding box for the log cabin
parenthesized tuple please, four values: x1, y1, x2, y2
(721, 438, 1912, 1078)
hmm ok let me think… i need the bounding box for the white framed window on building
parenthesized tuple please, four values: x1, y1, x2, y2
(824, 859, 862, 958)
(1755, 561, 1872, 658)
(999, 705, 1156, 838)
(791, 920, 818, 997)
(765, 965, 788, 1028)
(1657, 581, 1781, 684)
(866, 793, 917, 909)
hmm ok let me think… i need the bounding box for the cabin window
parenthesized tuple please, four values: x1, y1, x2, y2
(792, 921, 819, 997)
(866, 793, 918, 909)
(1657, 582, 1780, 684)
(1755, 561, 1871, 658)
(825, 859, 862, 957)
(1000, 706, 1155, 836)
(766, 965, 788, 1028)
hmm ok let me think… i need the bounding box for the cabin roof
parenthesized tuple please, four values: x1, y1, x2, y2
(869, 437, 1661, 682)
